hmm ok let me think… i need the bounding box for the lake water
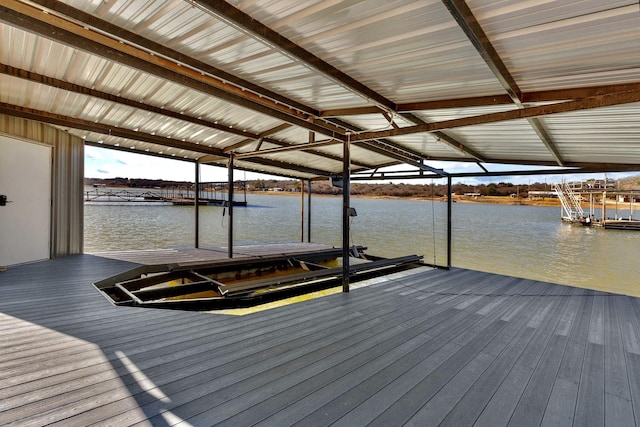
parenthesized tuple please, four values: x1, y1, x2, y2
(84, 192, 640, 296)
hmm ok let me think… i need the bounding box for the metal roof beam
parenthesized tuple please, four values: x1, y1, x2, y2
(196, 154, 333, 179)
(223, 123, 292, 153)
(398, 112, 487, 163)
(193, 0, 398, 113)
(327, 118, 429, 163)
(350, 90, 640, 142)
(0, 63, 257, 140)
(321, 106, 385, 117)
(397, 95, 514, 112)
(0, 102, 226, 157)
(349, 165, 640, 181)
(0, 64, 356, 170)
(524, 82, 640, 103)
(223, 123, 373, 168)
(234, 157, 336, 178)
(321, 83, 640, 116)
(441, 0, 521, 101)
(234, 139, 374, 169)
(25, 0, 322, 119)
(442, 0, 564, 166)
(0, 2, 346, 140)
(234, 140, 340, 159)
(356, 141, 448, 176)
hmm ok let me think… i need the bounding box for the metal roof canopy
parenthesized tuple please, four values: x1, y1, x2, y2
(1, 0, 639, 180)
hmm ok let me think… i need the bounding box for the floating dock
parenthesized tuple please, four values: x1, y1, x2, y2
(85, 181, 248, 206)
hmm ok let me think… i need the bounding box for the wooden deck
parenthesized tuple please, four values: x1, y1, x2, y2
(2, 254, 640, 426)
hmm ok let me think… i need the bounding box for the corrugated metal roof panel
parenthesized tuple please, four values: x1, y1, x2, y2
(447, 120, 558, 163)
(545, 103, 640, 164)
(234, 0, 506, 103)
(471, 0, 640, 91)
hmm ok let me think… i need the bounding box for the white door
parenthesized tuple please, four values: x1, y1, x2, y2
(0, 136, 52, 267)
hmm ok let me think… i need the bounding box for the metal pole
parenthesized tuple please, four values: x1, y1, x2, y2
(300, 179, 304, 242)
(602, 190, 606, 227)
(307, 179, 312, 243)
(194, 161, 200, 248)
(447, 176, 452, 269)
(307, 132, 314, 244)
(342, 135, 351, 292)
(228, 153, 234, 258)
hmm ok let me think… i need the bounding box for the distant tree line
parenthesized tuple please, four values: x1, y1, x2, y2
(249, 179, 553, 198)
(86, 174, 640, 198)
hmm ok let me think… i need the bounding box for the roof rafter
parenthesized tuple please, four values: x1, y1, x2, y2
(8, 103, 336, 179)
(0, 63, 364, 171)
(234, 140, 339, 160)
(193, 0, 397, 112)
(223, 123, 292, 153)
(235, 139, 375, 169)
(233, 157, 341, 178)
(0, 63, 256, 139)
(0, 1, 346, 139)
(350, 90, 640, 142)
(0, 101, 226, 157)
(27, 0, 328, 120)
(320, 82, 640, 116)
(442, 0, 564, 166)
(398, 112, 487, 163)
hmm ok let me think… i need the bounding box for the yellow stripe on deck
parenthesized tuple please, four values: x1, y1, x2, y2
(210, 286, 343, 316)
(206, 268, 431, 316)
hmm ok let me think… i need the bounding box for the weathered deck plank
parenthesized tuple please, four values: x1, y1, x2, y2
(1, 253, 640, 426)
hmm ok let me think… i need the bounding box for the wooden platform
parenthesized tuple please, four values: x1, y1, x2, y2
(89, 242, 338, 266)
(2, 254, 640, 426)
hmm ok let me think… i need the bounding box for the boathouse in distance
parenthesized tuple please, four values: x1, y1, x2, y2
(2, 1, 640, 425)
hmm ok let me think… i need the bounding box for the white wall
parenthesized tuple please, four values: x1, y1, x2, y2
(0, 136, 52, 266)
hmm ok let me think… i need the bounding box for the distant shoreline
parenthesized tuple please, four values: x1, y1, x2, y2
(248, 190, 563, 206)
(250, 190, 640, 209)
(84, 184, 640, 209)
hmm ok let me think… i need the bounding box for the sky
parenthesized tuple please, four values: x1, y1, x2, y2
(85, 145, 638, 186)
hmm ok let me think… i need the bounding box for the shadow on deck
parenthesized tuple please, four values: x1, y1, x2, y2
(1, 253, 640, 426)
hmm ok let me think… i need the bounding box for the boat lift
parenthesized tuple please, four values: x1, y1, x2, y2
(554, 181, 640, 230)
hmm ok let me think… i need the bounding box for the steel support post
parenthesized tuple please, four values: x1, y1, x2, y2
(300, 179, 305, 242)
(342, 136, 351, 292)
(447, 176, 452, 268)
(228, 153, 234, 258)
(307, 179, 312, 242)
(194, 161, 200, 248)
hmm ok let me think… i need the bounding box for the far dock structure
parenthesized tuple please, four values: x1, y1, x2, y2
(554, 180, 640, 230)
(3, 1, 640, 425)
(85, 181, 248, 207)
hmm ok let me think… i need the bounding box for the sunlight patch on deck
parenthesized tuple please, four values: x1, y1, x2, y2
(0, 313, 148, 425)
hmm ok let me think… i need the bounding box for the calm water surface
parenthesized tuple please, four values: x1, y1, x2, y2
(85, 193, 640, 295)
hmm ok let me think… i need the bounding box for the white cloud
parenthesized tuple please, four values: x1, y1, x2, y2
(84, 146, 279, 182)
